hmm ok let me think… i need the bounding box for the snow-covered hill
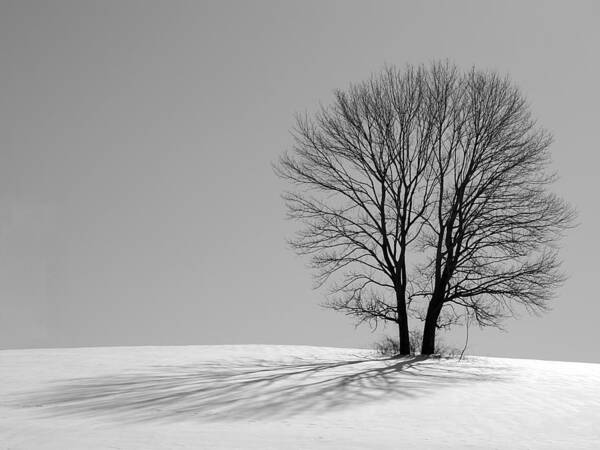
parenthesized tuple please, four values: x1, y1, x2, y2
(1, 345, 599, 449)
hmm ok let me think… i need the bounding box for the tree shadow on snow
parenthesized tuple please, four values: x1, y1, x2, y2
(9, 353, 513, 423)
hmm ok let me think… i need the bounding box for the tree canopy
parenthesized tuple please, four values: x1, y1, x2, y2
(276, 62, 575, 355)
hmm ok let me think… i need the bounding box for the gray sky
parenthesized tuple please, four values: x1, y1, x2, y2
(1, 0, 598, 362)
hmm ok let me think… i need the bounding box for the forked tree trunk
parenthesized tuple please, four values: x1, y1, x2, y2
(421, 298, 443, 355)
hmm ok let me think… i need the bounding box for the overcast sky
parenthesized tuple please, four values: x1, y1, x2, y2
(1, 1, 598, 362)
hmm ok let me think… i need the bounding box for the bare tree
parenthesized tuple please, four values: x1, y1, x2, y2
(276, 62, 574, 357)
(413, 65, 576, 355)
(275, 66, 436, 355)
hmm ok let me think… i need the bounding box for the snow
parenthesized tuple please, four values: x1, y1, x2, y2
(1, 345, 599, 449)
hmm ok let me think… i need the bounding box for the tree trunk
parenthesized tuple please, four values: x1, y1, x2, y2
(421, 298, 443, 355)
(396, 291, 411, 356)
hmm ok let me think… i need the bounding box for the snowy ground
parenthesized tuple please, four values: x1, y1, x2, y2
(1, 345, 599, 449)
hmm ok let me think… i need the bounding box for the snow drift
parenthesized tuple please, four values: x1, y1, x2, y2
(1, 345, 599, 449)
